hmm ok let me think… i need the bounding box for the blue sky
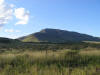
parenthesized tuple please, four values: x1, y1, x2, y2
(0, 0, 100, 38)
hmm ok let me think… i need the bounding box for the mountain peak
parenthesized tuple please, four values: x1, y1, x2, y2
(40, 28, 59, 31)
(40, 28, 67, 33)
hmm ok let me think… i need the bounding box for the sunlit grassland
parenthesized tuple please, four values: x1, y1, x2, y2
(0, 49, 68, 59)
(0, 49, 100, 75)
(80, 47, 100, 56)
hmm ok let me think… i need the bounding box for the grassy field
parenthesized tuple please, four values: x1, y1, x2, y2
(1, 42, 100, 75)
(0, 49, 100, 75)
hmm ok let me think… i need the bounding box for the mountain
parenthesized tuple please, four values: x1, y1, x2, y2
(19, 28, 100, 43)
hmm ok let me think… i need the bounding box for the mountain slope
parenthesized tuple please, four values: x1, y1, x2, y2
(19, 28, 100, 43)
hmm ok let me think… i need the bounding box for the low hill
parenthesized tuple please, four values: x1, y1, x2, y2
(0, 37, 20, 44)
(19, 28, 100, 43)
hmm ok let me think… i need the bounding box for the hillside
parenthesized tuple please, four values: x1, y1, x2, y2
(19, 28, 100, 43)
(0, 37, 20, 44)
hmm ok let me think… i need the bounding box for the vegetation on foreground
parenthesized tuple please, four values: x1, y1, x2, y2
(0, 49, 100, 75)
(0, 41, 100, 75)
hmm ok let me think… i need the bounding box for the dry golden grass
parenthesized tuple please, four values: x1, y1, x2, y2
(0, 49, 100, 75)
(1, 48, 100, 59)
(80, 49, 100, 56)
(84, 41, 100, 44)
(0, 49, 69, 59)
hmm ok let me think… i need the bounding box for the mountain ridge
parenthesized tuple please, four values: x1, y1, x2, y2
(18, 28, 100, 43)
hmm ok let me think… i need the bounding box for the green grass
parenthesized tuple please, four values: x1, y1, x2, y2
(22, 35, 40, 42)
(1, 39, 100, 75)
(0, 49, 100, 75)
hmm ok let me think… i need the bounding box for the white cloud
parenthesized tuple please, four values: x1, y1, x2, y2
(14, 8, 30, 25)
(4, 29, 21, 33)
(5, 29, 14, 33)
(5, 35, 20, 39)
(0, 0, 4, 5)
(0, 0, 30, 28)
(0, 0, 13, 28)
(0, 0, 30, 39)
(15, 30, 21, 32)
(11, 35, 19, 39)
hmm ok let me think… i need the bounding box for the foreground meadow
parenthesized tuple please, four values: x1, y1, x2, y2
(0, 49, 100, 75)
